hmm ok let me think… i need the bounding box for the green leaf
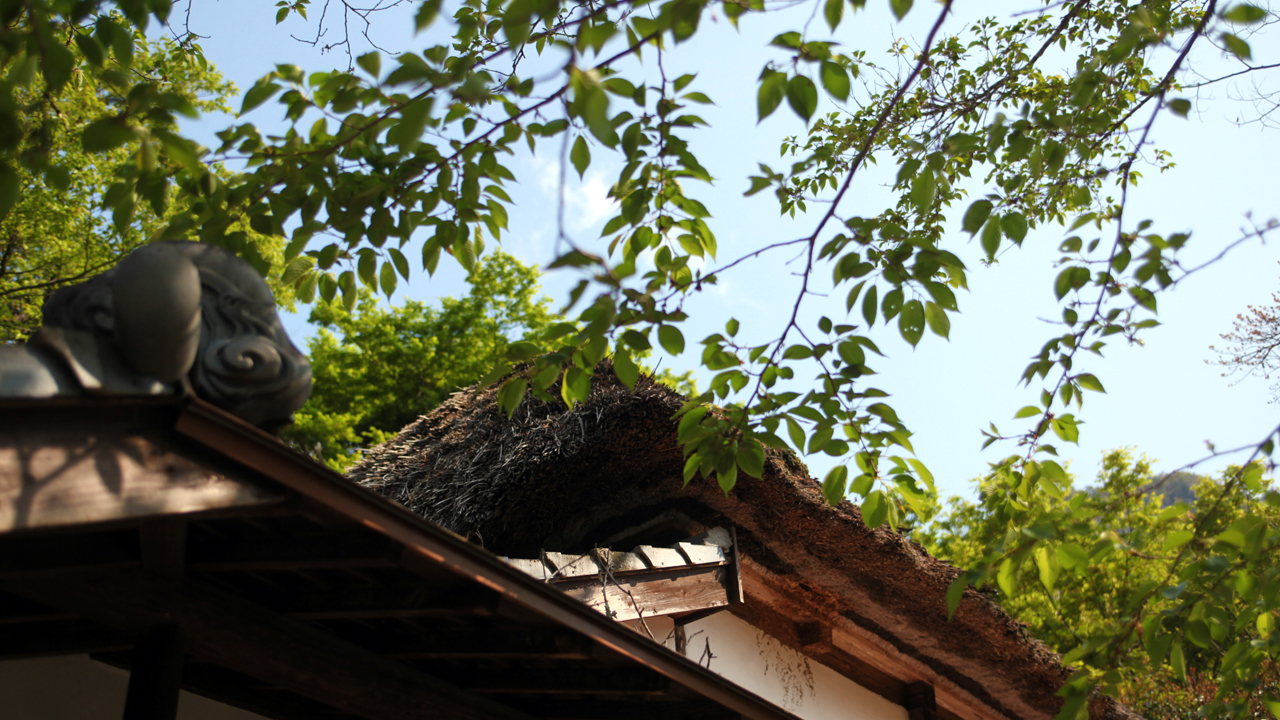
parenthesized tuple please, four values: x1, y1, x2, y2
(1075, 373, 1105, 393)
(899, 299, 924, 347)
(614, 347, 640, 390)
(1014, 406, 1041, 419)
(82, 118, 135, 152)
(280, 256, 314, 285)
(757, 71, 786, 121)
(838, 340, 865, 368)
(823, 0, 843, 29)
(924, 301, 949, 339)
(1184, 619, 1212, 649)
(911, 172, 936, 213)
(861, 490, 888, 528)
(962, 200, 993, 234)
(1050, 416, 1079, 444)
(997, 557, 1017, 597)
(0, 168, 18, 222)
(379, 261, 397, 296)
(339, 271, 357, 312)
(717, 461, 738, 494)
(1034, 546, 1060, 591)
(980, 218, 1002, 260)
(862, 285, 878, 327)
(658, 325, 685, 355)
(42, 43, 76, 93)
(1163, 530, 1195, 551)
(738, 441, 766, 479)
(242, 79, 282, 114)
(786, 75, 818, 122)
(946, 574, 968, 619)
(570, 135, 590, 178)
(1167, 98, 1191, 117)
(1222, 32, 1252, 60)
(561, 367, 592, 408)
(356, 52, 381, 79)
(1129, 287, 1157, 312)
(1040, 460, 1068, 484)
(1055, 543, 1089, 571)
(822, 466, 848, 506)
(820, 62, 850, 101)
(890, 0, 913, 20)
(1222, 4, 1267, 24)
(678, 406, 709, 441)
(1000, 212, 1028, 243)
(498, 377, 528, 416)
(357, 251, 377, 288)
(1170, 642, 1187, 682)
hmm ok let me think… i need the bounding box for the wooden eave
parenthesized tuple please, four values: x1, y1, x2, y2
(0, 395, 802, 720)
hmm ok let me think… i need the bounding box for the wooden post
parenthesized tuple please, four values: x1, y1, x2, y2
(122, 625, 184, 720)
(904, 681, 937, 720)
(727, 527, 744, 605)
(139, 518, 186, 581)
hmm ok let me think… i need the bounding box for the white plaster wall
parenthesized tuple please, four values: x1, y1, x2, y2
(667, 612, 909, 720)
(0, 655, 266, 720)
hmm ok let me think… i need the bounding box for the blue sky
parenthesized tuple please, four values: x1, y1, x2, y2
(175, 0, 1280, 499)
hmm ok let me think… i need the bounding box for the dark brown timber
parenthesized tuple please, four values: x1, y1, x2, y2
(121, 625, 184, 720)
(5, 568, 532, 720)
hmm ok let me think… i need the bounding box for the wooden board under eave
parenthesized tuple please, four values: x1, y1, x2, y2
(556, 564, 736, 621)
(0, 431, 281, 532)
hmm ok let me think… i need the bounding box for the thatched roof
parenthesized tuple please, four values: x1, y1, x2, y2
(349, 365, 1133, 720)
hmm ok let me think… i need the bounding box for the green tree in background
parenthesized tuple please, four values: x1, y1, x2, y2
(284, 251, 556, 469)
(0, 31, 237, 340)
(7, 0, 1280, 714)
(920, 451, 1280, 718)
(286, 249, 698, 469)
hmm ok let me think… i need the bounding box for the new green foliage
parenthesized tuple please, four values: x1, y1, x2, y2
(6, 0, 1280, 715)
(283, 252, 555, 469)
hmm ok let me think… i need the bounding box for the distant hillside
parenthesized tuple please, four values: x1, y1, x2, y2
(1148, 471, 1201, 507)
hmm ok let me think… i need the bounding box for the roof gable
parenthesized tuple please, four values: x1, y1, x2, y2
(350, 367, 1133, 720)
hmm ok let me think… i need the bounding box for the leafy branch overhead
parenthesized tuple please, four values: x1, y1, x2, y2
(5, 0, 1280, 716)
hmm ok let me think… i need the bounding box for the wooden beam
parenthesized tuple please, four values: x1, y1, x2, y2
(506, 699, 742, 720)
(256, 583, 501, 620)
(0, 618, 134, 658)
(122, 626, 184, 720)
(187, 529, 400, 571)
(97, 653, 365, 720)
(140, 518, 186, 581)
(0, 433, 279, 532)
(0, 590, 74, 624)
(444, 668, 670, 696)
(553, 564, 736, 622)
(173, 400, 803, 720)
(371, 629, 594, 660)
(5, 568, 532, 720)
(906, 682, 939, 720)
(0, 529, 139, 578)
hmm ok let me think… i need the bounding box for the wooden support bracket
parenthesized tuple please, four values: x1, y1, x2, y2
(122, 625, 184, 720)
(905, 681, 939, 720)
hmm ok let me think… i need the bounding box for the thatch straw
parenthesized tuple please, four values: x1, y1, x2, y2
(349, 362, 1135, 720)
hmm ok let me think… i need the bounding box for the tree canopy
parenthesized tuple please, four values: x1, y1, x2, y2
(285, 250, 557, 469)
(0, 30, 237, 340)
(4, 0, 1280, 716)
(921, 450, 1280, 718)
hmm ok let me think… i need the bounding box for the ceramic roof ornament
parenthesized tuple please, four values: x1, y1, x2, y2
(0, 241, 311, 432)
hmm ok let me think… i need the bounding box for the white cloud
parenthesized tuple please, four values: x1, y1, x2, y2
(532, 155, 618, 234)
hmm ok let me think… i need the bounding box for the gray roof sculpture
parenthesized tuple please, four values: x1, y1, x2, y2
(0, 241, 311, 432)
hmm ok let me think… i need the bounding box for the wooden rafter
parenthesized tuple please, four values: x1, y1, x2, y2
(5, 567, 533, 720)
